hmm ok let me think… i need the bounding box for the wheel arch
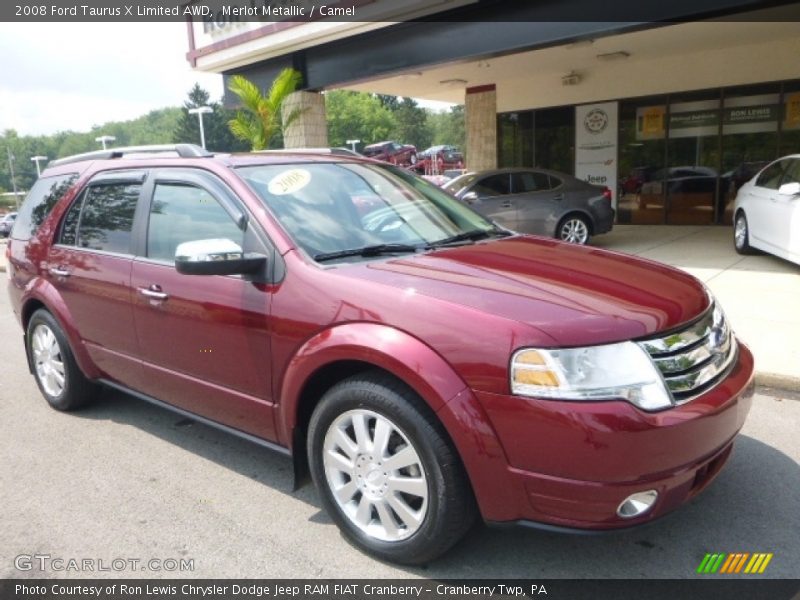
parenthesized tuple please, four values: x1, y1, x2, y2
(279, 323, 470, 485)
(20, 283, 100, 380)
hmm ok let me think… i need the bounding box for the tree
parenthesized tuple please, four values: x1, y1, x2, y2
(392, 97, 432, 150)
(428, 105, 465, 149)
(227, 69, 304, 151)
(325, 90, 397, 148)
(173, 83, 247, 152)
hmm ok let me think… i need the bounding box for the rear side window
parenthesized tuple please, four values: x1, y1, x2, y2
(74, 183, 141, 254)
(11, 173, 78, 240)
(513, 172, 552, 193)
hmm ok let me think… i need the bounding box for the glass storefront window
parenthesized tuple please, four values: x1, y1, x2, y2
(780, 81, 800, 157)
(618, 97, 667, 224)
(719, 84, 780, 224)
(498, 112, 534, 168)
(534, 107, 574, 174)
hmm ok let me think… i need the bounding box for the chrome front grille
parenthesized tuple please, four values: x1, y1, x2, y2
(637, 303, 737, 404)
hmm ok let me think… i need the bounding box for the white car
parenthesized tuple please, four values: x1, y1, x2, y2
(733, 155, 800, 266)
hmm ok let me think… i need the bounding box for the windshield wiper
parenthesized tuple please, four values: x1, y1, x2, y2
(426, 227, 512, 248)
(314, 243, 420, 263)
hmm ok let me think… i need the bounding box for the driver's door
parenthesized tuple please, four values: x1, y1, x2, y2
(130, 168, 278, 441)
(465, 173, 518, 229)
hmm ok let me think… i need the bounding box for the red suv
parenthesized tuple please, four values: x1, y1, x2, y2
(361, 141, 417, 167)
(7, 145, 753, 565)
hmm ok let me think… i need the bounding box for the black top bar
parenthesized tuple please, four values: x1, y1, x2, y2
(48, 144, 212, 168)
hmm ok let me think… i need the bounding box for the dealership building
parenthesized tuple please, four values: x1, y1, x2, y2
(186, 0, 800, 226)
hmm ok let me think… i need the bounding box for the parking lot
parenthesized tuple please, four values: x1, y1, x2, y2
(1, 268, 798, 579)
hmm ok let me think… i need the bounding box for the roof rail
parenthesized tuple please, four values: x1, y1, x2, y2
(48, 144, 212, 168)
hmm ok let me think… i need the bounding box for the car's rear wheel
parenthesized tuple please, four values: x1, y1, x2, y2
(27, 309, 98, 411)
(307, 372, 475, 564)
(557, 215, 591, 245)
(409, 153, 417, 166)
(734, 212, 757, 255)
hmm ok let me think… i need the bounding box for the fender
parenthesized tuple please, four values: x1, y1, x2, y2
(20, 279, 102, 380)
(277, 322, 469, 444)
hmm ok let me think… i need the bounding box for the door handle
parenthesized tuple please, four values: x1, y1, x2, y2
(48, 266, 70, 277)
(553, 194, 564, 201)
(501, 201, 513, 208)
(138, 286, 168, 301)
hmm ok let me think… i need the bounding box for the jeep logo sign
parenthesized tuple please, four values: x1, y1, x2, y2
(575, 102, 618, 208)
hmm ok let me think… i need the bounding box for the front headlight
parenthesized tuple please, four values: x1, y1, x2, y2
(510, 342, 671, 411)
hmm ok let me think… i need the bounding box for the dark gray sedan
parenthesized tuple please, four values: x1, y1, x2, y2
(443, 168, 615, 244)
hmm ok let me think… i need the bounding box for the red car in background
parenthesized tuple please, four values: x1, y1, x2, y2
(414, 145, 464, 175)
(362, 141, 418, 167)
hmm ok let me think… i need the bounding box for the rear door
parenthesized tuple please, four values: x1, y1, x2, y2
(47, 170, 145, 384)
(130, 168, 278, 441)
(511, 171, 562, 235)
(465, 173, 517, 229)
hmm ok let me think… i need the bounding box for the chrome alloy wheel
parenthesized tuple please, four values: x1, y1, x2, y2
(31, 324, 66, 397)
(322, 409, 428, 542)
(734, 215, 747, 249)
(559, 217, 589, 244)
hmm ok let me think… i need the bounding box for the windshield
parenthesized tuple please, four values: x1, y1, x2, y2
(237, 162, 497, 262)
(442, 172, 478, 195)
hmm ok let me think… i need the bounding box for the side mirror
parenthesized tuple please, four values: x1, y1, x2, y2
(778, 182, 800, 197)
(175, 238, 266, 276)
(461, 191, 479, 205)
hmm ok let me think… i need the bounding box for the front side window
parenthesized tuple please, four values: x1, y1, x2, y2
(12, 173, 78, 240)
(473, 174, 511, 198)
(76, 183, 141, 253)
(238, 162, 496, 261)
(755, 160, 789, 190)
(147, 183, 244, 262)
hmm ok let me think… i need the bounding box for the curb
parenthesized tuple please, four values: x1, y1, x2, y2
(755, 371, 800, 394)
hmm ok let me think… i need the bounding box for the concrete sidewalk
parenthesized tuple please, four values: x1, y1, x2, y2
(1, 227, 798, 389)
(594, 225, 799, 390)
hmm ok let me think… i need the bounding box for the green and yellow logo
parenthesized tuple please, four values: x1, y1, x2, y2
(697, 552, 773, 574)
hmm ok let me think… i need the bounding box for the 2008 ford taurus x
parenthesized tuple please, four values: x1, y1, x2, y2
(7, 145, 753, 564)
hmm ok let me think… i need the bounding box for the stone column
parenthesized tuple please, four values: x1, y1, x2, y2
(465, 84, 497, 172)
(281, 90, 328, 148)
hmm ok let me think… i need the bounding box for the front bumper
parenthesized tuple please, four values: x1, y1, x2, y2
(470, 340, 754, 529)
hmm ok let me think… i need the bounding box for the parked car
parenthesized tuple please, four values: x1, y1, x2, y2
(733, 154, 800, 265)
(414, 145, 464, 174)
(361, 141, 417, 167)
(0, 212, 17, 238)
(8, 144, 752, 565)
(620, 165, 657, 195)
(443, 168, 614, 244)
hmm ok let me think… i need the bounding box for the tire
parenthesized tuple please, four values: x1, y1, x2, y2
(409, 153, 417, 166)
(556, 214, 591, 245)
(26, 309, 98, 411)
(734, 212, 757, 255)
(307, 371, 476, 564)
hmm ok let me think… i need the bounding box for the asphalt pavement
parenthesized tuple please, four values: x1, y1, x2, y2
(0, 284, 798, 579)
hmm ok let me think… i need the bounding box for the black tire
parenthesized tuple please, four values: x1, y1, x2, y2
(409, 153, 418, 166)
(556, 214, 591, 245)
(734, 212, 757, 255)
(307, 371, 476, 565)
(26, 309, 98, 411)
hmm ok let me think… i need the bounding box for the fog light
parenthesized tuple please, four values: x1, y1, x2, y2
(616, 490, 658, 519)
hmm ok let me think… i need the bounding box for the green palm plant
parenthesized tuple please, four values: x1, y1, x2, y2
(227, 68, 304, 151)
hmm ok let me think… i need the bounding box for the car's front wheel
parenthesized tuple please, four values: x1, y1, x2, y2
(734, 212, 756, 255)
(26, 309, 98, 411)
(557, 215, 591, 244)
(307, 372, 475, 564)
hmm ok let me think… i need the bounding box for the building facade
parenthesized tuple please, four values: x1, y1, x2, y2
(186, 0, 800, 225)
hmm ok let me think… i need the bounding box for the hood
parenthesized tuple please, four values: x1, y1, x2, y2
(334, 236, 708, 346)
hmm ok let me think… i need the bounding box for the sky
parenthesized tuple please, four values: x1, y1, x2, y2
(0, 22, 224, 136)
(0, 22, 452, 138)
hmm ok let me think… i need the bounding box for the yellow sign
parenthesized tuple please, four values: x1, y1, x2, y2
(637, 106, 665, 140)
(784, 92, 800, 130)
